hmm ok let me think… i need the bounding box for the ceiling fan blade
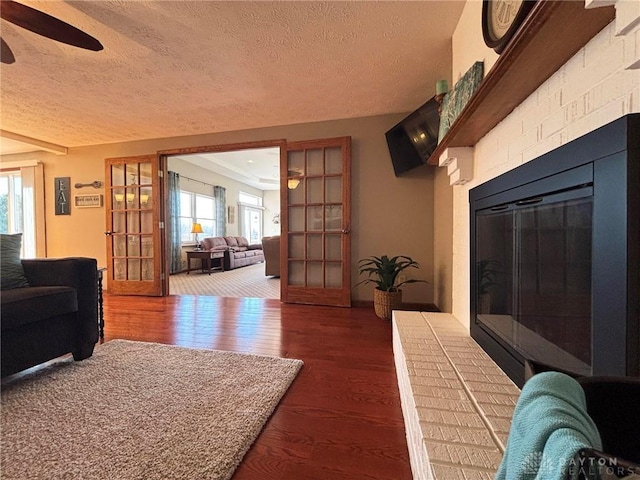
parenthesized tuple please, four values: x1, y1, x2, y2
(0, 0, 103, 51)
(1, 37, 16, 64)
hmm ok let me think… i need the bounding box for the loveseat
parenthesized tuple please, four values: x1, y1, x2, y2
(1, 250, 99, 377)
(201, 236, 264, 271)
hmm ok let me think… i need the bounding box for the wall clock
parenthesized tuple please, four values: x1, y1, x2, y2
(482, 0, 536, 54)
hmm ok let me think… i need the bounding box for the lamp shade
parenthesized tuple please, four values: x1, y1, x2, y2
(287, 178, 300, 190)
(287, 170, 301, 190)
(191, 223, 203, 234)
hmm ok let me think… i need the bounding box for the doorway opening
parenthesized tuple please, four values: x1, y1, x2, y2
(166, 143, 283, 300)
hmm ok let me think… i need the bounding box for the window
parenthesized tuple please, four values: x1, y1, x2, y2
(0, 164, 44, 258)
(179, 191, 216, 243)
(239, 191, 262, 207)
(0, 171, 23, 235)
(238, 191, 263, 244)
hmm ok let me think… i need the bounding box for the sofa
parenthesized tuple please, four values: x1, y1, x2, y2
(262, 235, 280, 277)
(200, 236, 265, 271)
(1, 248, 99, 377)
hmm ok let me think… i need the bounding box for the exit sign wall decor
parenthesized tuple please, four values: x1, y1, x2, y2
(54, 177, 71, 215)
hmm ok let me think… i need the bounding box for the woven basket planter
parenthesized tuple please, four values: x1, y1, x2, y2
(373, 288, 402, 321)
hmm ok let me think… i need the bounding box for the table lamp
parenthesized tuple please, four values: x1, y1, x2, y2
(191, 223, 203, 250)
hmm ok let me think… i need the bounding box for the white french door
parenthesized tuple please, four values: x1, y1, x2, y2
(239, 204, 263, 245)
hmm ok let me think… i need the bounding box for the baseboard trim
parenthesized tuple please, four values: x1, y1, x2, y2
(352, 300, 440, 312)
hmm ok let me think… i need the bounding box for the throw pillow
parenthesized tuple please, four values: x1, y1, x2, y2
(0, 233, 30, 290)
(224, 236, 239, 247)
(236, 236, 249, 247)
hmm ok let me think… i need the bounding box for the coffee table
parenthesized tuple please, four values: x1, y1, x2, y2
(187, 250, 225, 275)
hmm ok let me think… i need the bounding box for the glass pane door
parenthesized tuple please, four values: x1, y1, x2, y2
(240, 205, 263, 245)
(105, 155, 163, 296)
(282, 137, 351, 307)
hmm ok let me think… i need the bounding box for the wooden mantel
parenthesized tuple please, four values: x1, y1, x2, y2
(427, 1, 616, 165)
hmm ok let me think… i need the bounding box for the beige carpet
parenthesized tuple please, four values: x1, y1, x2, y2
(1, 340, 302, 480)
(170, 263, 280, 299)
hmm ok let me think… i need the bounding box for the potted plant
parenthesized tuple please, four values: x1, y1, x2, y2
(357, 255, 427, 320)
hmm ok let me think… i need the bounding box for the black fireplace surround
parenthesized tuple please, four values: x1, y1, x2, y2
(469, 114, 639, 387)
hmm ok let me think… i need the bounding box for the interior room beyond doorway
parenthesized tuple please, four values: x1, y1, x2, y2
(167, 146, 282, 299)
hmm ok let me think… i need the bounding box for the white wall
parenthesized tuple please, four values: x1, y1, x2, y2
(168, 158, 265, 238)
(447, 5, 640, 330)
(262, 190, 281, 237)
(451, 1, 498, 85)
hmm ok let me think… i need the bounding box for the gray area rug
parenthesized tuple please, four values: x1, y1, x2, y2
(1, 340, 303, 480)
(170, 263, 280, 299)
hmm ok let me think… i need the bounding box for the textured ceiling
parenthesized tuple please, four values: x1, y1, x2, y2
(0, 0, 464, 150)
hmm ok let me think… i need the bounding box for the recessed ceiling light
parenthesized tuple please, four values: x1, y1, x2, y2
(248, 160, 254, 163)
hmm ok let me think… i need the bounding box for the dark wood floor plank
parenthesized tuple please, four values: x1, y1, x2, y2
(102, 294, 413, 480)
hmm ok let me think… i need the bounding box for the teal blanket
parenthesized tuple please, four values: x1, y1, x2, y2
(495, 372, 602, 480)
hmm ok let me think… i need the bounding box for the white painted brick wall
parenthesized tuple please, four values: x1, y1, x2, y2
(615, 0, 640, 36)
(629, 27, 640, 68)
(451, 19, 640, 329)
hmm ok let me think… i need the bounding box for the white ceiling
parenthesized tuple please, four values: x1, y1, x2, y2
(172, 147, 282, 191)
(0, 0, 465, 187)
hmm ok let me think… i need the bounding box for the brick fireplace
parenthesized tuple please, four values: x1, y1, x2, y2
(449, 21, 640, 333)
(395, 8, 640, 477)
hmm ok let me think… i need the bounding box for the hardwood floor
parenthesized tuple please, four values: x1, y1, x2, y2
(103, 294, 413, 480)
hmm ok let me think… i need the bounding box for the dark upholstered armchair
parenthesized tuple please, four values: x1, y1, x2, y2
(262, 236, 280, 277)
(1, 257, 99, 377)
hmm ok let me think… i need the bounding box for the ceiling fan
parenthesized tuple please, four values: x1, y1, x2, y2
(0, 0, 103, 64)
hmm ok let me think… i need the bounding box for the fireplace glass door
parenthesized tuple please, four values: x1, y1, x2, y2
(476, 187, 593, 376)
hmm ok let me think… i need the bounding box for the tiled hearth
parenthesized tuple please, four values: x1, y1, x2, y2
(393, 312, 521, 479)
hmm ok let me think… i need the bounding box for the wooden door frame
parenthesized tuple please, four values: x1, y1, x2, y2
(158, 139, 287, 297)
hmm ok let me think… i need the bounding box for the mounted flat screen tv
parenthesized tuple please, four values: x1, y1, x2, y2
(385, 97, 440, 176)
